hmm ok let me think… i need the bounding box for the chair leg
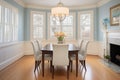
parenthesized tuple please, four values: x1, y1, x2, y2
(52, 66, 54, 79)
(70, 60, 73, 72)
(79, 60, 87, 70)
(34, 61, 37, 72)
(83, 60, 87, 70)
(38, 61, 41, 71)
(79, 60, 82, 65)
(67, 65, 69, 80)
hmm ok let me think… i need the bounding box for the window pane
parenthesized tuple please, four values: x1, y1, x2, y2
(32, 12, 44, 39)
(5, 8, 8, 24)
(33, 14, 43, 25)
(0, 5, 2, 43)
(0, 5, 1, 23)
(0, 24, 3, 43)
(80, 13, 91, 40)
(62, 15, 73, 38)
(12, 12, 18, 41)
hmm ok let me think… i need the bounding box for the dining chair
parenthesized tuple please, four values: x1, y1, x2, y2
(36, 40, 52, 58)
(70, 39, 83, 72)
(52, 44, 70, 79)
(78, 40, 89, 70)
(31, 40, 42, 72)
(70, 40, 89, 71)
(78, 39, 83, 48)
(36, 40, 52, 71)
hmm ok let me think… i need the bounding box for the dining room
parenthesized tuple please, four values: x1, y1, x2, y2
(0, 0, 120, 80)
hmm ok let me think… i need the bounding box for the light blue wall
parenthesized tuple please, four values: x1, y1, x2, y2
(5, 0, 25, 41)
(98, 0, 120, 41)
(5, 0, 120, 41)
(24, 8, 98, 41)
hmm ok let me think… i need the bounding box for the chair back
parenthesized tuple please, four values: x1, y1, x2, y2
(78, 39, 83, 49)
(52, 44, 69, 66)
(79, 40, 89, 59)
(36, 40, 42, 52)
(31, 41, 41, 60)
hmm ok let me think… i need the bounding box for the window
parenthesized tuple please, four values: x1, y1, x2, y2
(31, 11, 45, 40)
(78, 11, 94, 41)
(48, 12, 76, 39)
(0, 5, 2, 43)
(0, 1, 18, 43)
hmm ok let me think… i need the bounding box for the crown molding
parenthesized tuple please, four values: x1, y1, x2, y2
(26, 3, 97, 10)
(69, 4, 97, 10)
(97, 0, 111, 7)
(14, 0, 111, 9)
(26, 4, 51, 10)
(14, 0, 25, 7)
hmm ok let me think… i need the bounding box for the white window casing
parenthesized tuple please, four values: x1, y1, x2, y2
(78, 10, 94, 41)
(47, 12, 76, 40)
(30, 11, 46, 40)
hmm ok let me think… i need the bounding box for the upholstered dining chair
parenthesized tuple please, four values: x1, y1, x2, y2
(36, 40, 52, 59)
(70, 39, 83, 72)
(70, 40, 89, 71)
(78, 39, 83, 48)
(36, 40, 52, 71)
(52, 44, 70, 79)
(78, 40, 89, 70)
(31, 41, 42, 72)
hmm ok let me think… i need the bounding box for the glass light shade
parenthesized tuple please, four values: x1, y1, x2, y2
(51, 2, 69, 32)
(51, 2, 69, 21)
(51, 7, 69, 17)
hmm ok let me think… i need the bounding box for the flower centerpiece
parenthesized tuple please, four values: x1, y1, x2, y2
(55, 32, 66, 44)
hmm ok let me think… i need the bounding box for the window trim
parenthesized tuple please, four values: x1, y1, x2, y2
(78, 10, 94, 41)
(47, 12, 76, 40)
(30, 11, 46, 40)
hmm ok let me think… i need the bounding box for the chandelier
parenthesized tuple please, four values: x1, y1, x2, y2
(51, 1, 69, 31)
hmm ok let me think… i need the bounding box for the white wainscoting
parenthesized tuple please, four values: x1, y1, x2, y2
(24, 40, 103, 57)
(87, 41, 103, 56)
(0, 42, 24, 70)
(0, 40, 104, 70)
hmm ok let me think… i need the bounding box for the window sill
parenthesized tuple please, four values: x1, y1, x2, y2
(0, 41, 24, 49)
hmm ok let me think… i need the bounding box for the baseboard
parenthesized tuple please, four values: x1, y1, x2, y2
(0, 53, 24, 71)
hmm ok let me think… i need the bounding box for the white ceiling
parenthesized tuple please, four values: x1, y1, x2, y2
(22, 0, 101, 7)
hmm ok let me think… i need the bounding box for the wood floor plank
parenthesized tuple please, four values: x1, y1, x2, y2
(0, 55, 120, 80)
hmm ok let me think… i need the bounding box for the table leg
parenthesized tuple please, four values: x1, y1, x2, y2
(42, 53, 44, 77)
(76, 52, 78, 77)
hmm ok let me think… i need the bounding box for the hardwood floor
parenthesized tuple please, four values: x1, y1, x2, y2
(0, 55, 120, 80)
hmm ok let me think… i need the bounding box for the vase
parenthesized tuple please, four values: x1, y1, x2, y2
(57, 36, 64, 44)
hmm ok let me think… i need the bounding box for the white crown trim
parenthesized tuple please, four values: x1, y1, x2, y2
(69, 4, 97, 10)
(26, 4, 50, 10)
(97, 0, 111, 7)
(14, 0, 25, 7)
(14, 0, 111, 9)
(26, 4, 97, 10)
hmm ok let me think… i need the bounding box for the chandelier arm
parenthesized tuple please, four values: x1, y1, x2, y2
(52, 15, 59, 22)
(59, 15, 66, 22)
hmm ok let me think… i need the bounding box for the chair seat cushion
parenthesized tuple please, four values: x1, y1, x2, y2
(35, 54, 42, 61)
(70, 54, 85, 60)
